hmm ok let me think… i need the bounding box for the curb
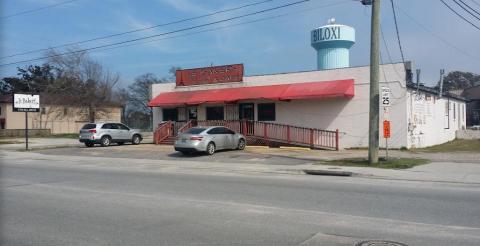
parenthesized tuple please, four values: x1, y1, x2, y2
(279, 146, 311, 151)
(303, 169, 354, 176)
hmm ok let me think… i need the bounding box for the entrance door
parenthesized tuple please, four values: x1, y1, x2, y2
(239, 103, 254, 135)
(239, 103, 254, 121)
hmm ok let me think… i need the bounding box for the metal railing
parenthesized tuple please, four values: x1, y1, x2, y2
(196, 120, 339, 150)
(153, 121, 173, 144)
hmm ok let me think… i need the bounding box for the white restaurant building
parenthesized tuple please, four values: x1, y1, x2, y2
(149, 21, 466, 149)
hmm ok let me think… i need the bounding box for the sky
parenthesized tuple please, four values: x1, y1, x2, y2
(1, 0, 480, 88)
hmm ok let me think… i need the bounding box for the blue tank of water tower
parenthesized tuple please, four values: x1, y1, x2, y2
(311, 19, 355, 70)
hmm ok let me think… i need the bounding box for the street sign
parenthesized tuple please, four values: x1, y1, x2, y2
(13, 93, 40, 150)
(13, 94, 40, 112)
(383, 120, 391, 138)
(381, 86, 390, 107)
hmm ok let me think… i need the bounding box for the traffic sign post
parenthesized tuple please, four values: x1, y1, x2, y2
(383, 120, 391, 160)
(381, 86, 391, 160)
(381, 86, 391, 107)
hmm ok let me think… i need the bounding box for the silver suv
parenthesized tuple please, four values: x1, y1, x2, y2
(79, 123, 143, 147)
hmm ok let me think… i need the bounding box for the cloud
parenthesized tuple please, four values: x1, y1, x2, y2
(118, 14, 182, 53)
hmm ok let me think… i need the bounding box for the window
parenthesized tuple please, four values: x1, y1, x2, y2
(207, 127, 223, 135)
(63, 107, 68, 116)
(206, 106, 224, 120)
(0, 106, 2, 115)
(257, 103, 276, 121)
(81, 123, 96, 129)
(41, 107, 46, 114)
(224, 128, 235, 134)
(116, 124, 129, 130)
(163, 108, 178, 121)
(185, 127, 206, 134)
(101, 123, 117, 129)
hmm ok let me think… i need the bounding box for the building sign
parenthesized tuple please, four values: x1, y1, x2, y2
(311, 26, 341, 42)
(176, 64, 244, 86)
(13, 94, 40, 112)
(381, 86, 390, 107)
(383, 120, 391, 138)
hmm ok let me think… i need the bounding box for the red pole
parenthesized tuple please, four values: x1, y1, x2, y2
(335, 129, 339, 151)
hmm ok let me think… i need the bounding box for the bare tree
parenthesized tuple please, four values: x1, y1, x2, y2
(45, 48, 120, 122)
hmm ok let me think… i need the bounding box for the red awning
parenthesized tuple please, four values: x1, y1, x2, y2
(148, 79, 354, 107)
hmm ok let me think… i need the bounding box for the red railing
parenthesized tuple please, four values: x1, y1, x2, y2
(153, 121, 173, 144)
(196, 120, 339, 150)
(178, 120, 194, 133)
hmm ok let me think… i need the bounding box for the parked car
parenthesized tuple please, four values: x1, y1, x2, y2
(174, 126, 246, 155)
(79, 123, 143, 147)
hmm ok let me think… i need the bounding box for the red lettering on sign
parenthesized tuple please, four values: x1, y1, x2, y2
(176, 64, 244, 86)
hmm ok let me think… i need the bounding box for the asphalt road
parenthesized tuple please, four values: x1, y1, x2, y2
(2, 154, 480, 245)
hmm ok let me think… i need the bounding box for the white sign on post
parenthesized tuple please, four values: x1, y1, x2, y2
(381, 86, 391, 107)
(13, 94, 40, 112)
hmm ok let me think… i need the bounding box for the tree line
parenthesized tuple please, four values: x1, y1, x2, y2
(1, 49, 177, 129)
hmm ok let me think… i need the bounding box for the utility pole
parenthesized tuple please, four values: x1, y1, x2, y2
(366, 0, 381, 164)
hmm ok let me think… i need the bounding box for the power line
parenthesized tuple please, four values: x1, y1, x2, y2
(396, 5, 480, 62)
(92, 1, 351, 55)
(454, 0, 480, 20)
(1, 0, 274, 60)
(458, 0, 480, 17)
(471, 0, 480, 7)
(0, 0, 310, 67)
(390, 0, 406, 69)
(440, 0, 480, 31)
(1, 0, 80, 19)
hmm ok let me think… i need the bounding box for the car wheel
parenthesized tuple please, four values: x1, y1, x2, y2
(206, 142, 215, 155)
(237, 139, 246, 150)
(132, 135, 141, 145)
(101, 136, 111, 147)
(85, 142, 94, 147)
(117, 142, 124, 146)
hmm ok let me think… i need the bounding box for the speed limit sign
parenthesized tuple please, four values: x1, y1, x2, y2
(381, 86, 390, 107)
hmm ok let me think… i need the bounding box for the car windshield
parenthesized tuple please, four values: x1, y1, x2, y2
(81, 124, 96, 129)
(185, 128, 206, 134)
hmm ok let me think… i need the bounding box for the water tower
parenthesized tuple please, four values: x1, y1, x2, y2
(311, 18, 355, 70)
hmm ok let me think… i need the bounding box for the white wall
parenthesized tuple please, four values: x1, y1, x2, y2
(407, 90, 466, 148)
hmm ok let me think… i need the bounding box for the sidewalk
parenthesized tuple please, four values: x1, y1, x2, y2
(0, 138, 82, 150)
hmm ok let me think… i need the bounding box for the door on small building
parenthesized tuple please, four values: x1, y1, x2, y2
(239, 103, 254, 134)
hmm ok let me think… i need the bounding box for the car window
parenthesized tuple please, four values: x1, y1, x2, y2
(218, 127, 229, 134)
(225, 128, 235, 134)
(207, 127, 221, 134)
(109, 124, 119, 129)
(82, 123, 96, 129)
(185, 128, 206, 134)
(101, 124, 111, 129)
(117, 124, 129, 130)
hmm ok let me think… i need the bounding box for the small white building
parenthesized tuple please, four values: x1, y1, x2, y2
(149, 20, 466, 149)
